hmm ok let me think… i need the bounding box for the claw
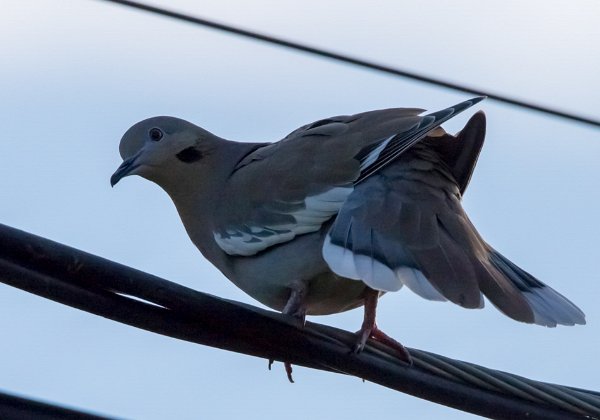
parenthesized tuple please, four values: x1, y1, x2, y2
(285, 362, 294, 383)
(353, 288, 413, 365)
(273, 282, 305, 383)
(353, 325, 372, 354)
(268, 359, 295, 382)
(369, 327, 413, 365)
(353, 325, 412, 364)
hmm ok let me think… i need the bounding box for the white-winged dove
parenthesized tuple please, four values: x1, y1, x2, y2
(112, 97, 585, 381)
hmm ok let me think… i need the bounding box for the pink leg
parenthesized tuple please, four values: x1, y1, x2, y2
(355, 288, 412, 365)
(269, 282, 307, 383)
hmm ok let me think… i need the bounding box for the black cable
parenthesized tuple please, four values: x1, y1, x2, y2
(1, 223, 598, 419)
(97, 0, 600, 129)
(0, 390, 113, 420)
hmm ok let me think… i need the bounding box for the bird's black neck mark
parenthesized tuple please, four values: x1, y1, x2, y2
(176, 146, 203, 163)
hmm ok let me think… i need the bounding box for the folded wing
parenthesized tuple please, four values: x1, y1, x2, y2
(215, 98, 482, 256)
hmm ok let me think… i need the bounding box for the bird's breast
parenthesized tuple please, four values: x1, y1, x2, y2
(222, 231, 369, 315)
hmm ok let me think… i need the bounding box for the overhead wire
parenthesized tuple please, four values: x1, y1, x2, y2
(98, 0, 600, 129)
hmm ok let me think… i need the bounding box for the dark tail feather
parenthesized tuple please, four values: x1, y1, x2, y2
(487, 249, 586, 327)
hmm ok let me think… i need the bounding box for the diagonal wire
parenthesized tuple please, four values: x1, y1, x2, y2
(97, 0, 600, 129)
(0, 223, 599, 420)
(0, 390, 113, 420)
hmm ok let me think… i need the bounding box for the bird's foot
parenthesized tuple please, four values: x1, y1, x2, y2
(268, 359, 295, 383)
(284, 362, 294, 383)
(353, 324, 412, 365)
(354, 288, 412, 365)
(267, 282, 306, 383)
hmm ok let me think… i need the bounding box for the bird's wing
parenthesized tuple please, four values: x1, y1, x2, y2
(322, 138, 489, 308)
(323, 113, 585, 326)
(432, 111, 486, 195)
(213, 98, 484, 256)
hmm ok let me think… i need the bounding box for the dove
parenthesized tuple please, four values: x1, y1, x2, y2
(111, 97, 585, 381)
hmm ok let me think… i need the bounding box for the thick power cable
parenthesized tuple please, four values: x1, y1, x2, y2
(0, 223, 598, 419)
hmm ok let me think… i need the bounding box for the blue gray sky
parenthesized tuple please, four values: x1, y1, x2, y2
(1, 1, 599, 418)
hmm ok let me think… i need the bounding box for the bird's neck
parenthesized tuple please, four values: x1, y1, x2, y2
(160, 140, 263, 276)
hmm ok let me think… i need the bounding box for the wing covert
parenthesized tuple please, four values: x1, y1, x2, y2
(214, 98, 483, 256)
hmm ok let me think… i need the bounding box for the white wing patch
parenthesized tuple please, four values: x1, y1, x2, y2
(214, 186, 352, 256)
(395, 266, 447, 301)
(323, 235, 448, 300)
(359, 135, 394, 171)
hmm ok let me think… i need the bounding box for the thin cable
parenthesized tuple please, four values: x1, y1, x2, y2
(97, 0, 600, 129)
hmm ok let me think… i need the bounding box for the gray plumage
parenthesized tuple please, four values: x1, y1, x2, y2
(111, 97, 585, 332)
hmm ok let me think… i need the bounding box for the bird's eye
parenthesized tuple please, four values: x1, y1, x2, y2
(149, 128, 163, 141)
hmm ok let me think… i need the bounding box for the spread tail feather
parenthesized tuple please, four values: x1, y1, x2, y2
(486, 249, 586, 327)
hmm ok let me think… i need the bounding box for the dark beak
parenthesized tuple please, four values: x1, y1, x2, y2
(110, 155, 140, 187)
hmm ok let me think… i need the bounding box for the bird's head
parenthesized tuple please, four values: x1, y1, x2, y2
(111, 116, 216, 187)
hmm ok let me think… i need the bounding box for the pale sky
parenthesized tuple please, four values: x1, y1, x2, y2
(1, 1, 599, 418)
